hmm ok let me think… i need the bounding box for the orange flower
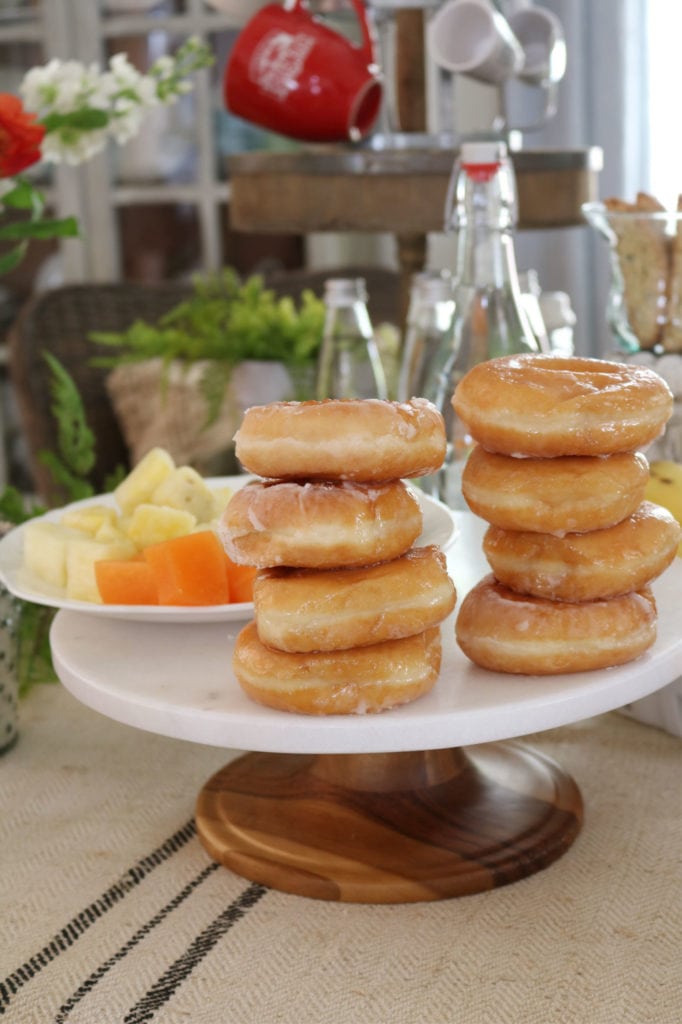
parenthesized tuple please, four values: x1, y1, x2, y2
(0, 93, 44, 177)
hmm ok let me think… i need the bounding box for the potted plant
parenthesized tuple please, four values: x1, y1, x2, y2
(89, 268, 326, 470)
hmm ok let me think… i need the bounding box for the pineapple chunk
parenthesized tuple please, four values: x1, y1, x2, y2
(125, 503, 196, 548)
(66, 535, 137, 603)
(210, 486, 233, 520)
(23, 520, 86, 590)
(151, 466, 216, 523)
(61, 504, 118, 535)
(94, 519, 133, 545)
(115, 447, 175, 515)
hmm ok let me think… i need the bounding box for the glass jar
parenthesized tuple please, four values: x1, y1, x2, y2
(582, 200, 679, 354)
(583, 200, 682, 461)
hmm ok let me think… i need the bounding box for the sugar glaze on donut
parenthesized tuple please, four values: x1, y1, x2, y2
(219, 478, 423, 569)
(253, 545, 456, 653)
(452, 354, 673, 457)
(234, 398, 446, 482)
(233, 622, 442, 715)
(461, 445, 649, 535)
(482, 501, 681, 602)
(455, 574, 657, 675)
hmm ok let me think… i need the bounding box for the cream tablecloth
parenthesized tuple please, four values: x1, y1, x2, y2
(1, 684, 681, 1024)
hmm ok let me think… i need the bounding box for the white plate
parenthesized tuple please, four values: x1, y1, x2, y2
(0, 477, 457, 624)
(50, 513, 682, 755)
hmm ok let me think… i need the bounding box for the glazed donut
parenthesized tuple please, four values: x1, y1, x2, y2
(483, 502, 682, 602)
(233, 621, 442, 715)
(455, 575, 657, 675)
(234, 398, 446, 482)
(219, 478, 423, 568)
(452, 354, 673, 457)
(461, 445, 649, 535)
(253, 545, 456, 653)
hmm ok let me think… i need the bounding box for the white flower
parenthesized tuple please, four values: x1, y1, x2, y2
(108, 52, 141, 85)
(152, 56, 174, 77)
(108, 105, 146, 145)
(21, 59, 114, 118)
(16, 39, 212, 167)
(41, 127, 109, 165)
(108, 54, 159, 109)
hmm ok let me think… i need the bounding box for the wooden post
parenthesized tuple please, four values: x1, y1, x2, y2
(395, 8, 429, 326)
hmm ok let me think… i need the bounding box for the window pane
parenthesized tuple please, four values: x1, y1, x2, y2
(647, 4, 682, 207)
(0, 1, 42, 23)
(210, 30, 302, 184)
(100, 1, 186, 16)
(0, 39, 44, 91)
(106, 33, 200, 185)
(118, 202, 201, 280)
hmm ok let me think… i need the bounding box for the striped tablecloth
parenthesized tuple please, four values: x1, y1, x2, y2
(1, 684, 681, 1024)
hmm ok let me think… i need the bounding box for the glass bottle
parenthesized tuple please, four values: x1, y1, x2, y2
(539, 290, 576, 356)
(398, 270, 455, 401)
(518, 269, 551, 354)
(419, 139, 540, 508)
(316, 277, 388, 400)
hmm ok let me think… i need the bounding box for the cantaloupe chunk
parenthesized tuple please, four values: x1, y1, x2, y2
(143, 530, 230, 605)
(224, 552, 256, 603)
(95, 558, 159, 605)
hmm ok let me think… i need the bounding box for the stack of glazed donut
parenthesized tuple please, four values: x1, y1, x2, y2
(452, 354, 681, 675)
(219, 398, 456, 714)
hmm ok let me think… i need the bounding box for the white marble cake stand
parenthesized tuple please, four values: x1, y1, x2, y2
(50, 514, 682, 903)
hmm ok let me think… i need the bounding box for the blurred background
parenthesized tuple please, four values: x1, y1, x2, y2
(0, 1, 670, 341)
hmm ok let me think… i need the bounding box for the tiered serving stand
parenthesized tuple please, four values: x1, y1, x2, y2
(45, 507, 682, 904)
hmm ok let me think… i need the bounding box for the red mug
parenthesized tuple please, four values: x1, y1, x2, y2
(224, 0, 383, 143)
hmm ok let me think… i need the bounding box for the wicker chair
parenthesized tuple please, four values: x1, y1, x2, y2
(8, 282, 191, 503)
(8, 268, 401, 503)
(265, 264, 402, 325)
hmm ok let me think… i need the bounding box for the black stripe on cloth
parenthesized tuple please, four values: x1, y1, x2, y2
(123, 882, 268, 1024)
(0, 819, 197, 1016)
(54, 862, 221, 1024)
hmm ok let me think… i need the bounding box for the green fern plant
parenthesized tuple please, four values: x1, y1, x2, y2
(0, 352, 124, 694)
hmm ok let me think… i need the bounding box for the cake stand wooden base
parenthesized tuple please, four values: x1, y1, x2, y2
(195, 741, 583, 903)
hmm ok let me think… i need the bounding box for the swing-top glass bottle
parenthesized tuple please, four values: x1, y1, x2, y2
(419, 139, 541, 508)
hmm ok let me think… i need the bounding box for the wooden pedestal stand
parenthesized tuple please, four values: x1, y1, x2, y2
(47, 504, 682, 909)
(195, 742, 582, 903)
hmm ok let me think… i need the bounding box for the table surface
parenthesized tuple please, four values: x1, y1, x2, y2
(2, 683, 682, 1024)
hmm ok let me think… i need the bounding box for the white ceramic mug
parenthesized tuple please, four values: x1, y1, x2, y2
(507, 5, 566, 85)
(427, 0, 524, 85)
